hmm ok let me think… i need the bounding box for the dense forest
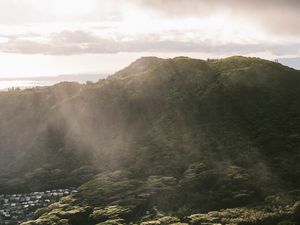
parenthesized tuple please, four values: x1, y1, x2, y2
(0, 56, 299, 224)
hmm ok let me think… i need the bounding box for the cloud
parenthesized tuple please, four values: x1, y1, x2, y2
(50, 31, 100, 44)
(0, 32, 118, 55)
(136, 0, 300, 37)
(279, 57, 300, 70)
(0, 0, 125, 24)
(0, 1, 299, 57)
(0, 30, 299, 56)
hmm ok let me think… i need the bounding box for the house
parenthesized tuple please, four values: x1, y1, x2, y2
(0, 187, 76, 224)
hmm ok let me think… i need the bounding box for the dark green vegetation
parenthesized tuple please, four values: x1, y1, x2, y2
(0, 56, 299, 224)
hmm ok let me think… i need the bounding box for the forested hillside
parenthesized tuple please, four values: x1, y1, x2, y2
(0, 56, 299, 224)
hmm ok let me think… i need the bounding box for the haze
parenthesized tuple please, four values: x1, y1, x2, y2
(0, 0, 299, 77)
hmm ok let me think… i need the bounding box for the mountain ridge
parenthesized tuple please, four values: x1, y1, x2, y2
(0, 56, 299, 224)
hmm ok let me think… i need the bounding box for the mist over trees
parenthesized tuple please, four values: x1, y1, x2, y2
(0, 56, 300, 224)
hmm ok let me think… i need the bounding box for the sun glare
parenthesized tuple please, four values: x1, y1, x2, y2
(119, 7, 267, 45)
(50, 0, 96, 17)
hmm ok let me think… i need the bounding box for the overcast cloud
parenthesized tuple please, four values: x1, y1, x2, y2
(137, 0, 300, 37)
(0, 0, 299, 76)
(0, 0, 298, 55)
(0, 30, 299, 56)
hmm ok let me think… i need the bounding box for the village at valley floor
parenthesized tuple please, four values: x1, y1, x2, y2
(0, 188, 78, 225)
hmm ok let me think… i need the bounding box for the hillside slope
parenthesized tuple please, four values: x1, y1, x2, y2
(0, 56, 299, 224)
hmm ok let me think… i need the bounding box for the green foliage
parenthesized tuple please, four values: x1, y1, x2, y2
(78, 171, 144, 206)
(188, 204, 295, 225)
(140, 220, 161, 225)
(158, 216, 180, 225)
(90, 205, 132, 223)
(277, 221, 298, 225)
(1, 56, 300, 224)
(23, 201, 92, 225)
(96, 218, 124, 225)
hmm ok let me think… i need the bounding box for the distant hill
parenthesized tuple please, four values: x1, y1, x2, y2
(0, 74, 106, 90)
(0, 56, 299, 224)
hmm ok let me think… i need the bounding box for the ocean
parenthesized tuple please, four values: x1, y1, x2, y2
(0, 74, 106, 91)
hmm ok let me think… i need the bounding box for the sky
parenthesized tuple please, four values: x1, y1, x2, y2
(0, 0, 299, 77)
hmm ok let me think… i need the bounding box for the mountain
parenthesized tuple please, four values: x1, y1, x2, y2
(0, 56, 299, 224)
